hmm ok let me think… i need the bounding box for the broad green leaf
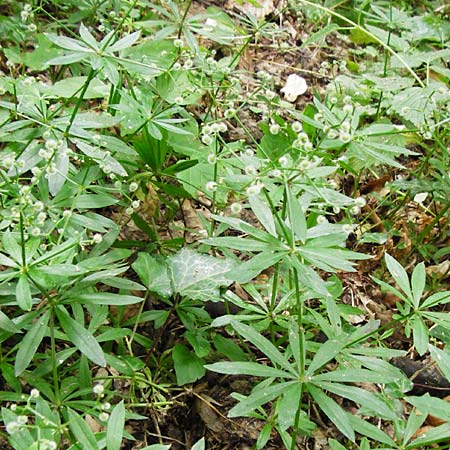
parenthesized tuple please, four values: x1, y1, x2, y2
(385, 253, 412, 300)
(411, 262, 426, 308)
(231, 321, 296, 375)
(411, 316, 429, 356)
(56, 306, 106, 367)
(67, 408, 98, 450)
(205, 362, 295, 379)
(16, 274, 32, 311)
(107, 400, 125, 450)
(132, 253, 171, 297)
(15, 310, 50, 376)
(172, 344, 205, 386)
(229, 381, 297, 417)
(167, 248, 234, 299)
(248, 194, 276, 236)
(307, 384, 355, 441)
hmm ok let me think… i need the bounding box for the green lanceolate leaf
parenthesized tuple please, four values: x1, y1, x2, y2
(307, 384, 355, 441)
(15, 310, 50, 376)
(56, 306, 106, 367)
(67, 408, 98, 450)
(107, 400, 126, 450)
(385, 253, 412, 300)
(231, 321, 296, 374)
(16, 274, 32, 311)
(204, 361, 295, 379)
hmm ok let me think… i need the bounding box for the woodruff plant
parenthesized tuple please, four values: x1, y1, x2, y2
(1, 0, 450, 449)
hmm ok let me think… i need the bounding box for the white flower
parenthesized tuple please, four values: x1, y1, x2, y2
(350, 205, 361, 215)
(207, 153, 216, 164)
(205, 181, 218, 192)
(414, 192, 428, 204)
(280, 74, 307, 102)
(317, 215, 328, 225)
(92, 234, 103, 244)
(246, 183, 263, 196)
(198, 229, 208, 238)
(45, 139, 58, 150)
(6, 421, 19, 434)
(201, 134, 213, 145)
(265, 90, 276, 100)
(93, 384, 104, 395)
(270, 123, 280, 135)
(343, 103, 353, 114)
(354, 196, 367, 207)
(99, 412, 109, 422)
(125, 207, 134, 215)
(278, 156, 289, 167)
(291, 121, 302, 133)
(102, 402, 111, 411)
(131, 200, 140, 209)
(244, 165, 258, 176)
(31, 227, 41, 236)
(173, 38, 183, 48)
(3, 156, 15, 169)
(230, 202, 242, 214)
(342, 224, 354, 234)
(17, 416, 28, 425)
(129, 182, 139, 192)
(30, 388, 40, 399)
